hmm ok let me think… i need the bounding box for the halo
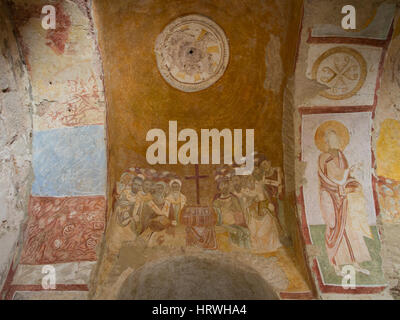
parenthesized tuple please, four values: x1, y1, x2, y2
(169, 179, 182, 187)
(314, 120, 350, 152)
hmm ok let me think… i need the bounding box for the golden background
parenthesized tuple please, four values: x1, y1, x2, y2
(93, 0, 302, 210)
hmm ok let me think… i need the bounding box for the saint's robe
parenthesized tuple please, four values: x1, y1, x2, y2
(139, 198, 185, 247)
(318, 149, 373, 267)
(212, 193, 250, 250)
(242, 186, 282, 253)
(166, 192, 187, 223)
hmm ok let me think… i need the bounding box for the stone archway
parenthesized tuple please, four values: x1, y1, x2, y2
(117, 254, 279, 300)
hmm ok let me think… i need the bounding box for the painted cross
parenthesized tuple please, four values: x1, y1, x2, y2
(185, 164, 209, 205)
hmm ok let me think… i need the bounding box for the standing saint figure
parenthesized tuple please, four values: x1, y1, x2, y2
(259, 159, 283, 216)
(316, 121, 373, 276)
(231, 175, 249, 216)
(243, 170, 282, 253)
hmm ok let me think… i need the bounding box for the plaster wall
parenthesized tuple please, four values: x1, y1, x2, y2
(0, 0, 33, 294)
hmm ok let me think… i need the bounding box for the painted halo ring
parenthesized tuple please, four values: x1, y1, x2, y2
(314, 120, 350, 153)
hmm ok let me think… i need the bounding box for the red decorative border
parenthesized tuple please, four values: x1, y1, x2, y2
(298, 188, 312, 245)
(299, 105, 374, 115)
(5, 284, 88, 300)
(0, 258, 91, 300)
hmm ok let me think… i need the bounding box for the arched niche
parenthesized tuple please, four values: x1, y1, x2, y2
(116, 253, 281, 300)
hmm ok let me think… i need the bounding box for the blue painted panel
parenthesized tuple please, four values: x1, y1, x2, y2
(32, 125, 106, 197)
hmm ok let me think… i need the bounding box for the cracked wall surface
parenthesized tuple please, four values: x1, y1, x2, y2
(0, 0, 107, 300)
(0, 0, 33, 294)
(2, 0, 400, 301)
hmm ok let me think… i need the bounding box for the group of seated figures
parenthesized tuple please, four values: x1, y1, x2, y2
(113, 168, 187, 248)
(111, 153, 285, 254)
(212, 154, 285, 253)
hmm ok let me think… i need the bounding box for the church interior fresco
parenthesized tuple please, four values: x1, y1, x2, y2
(1, 0, 400, 301)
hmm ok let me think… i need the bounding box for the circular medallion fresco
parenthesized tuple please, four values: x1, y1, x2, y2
(311, 46, 367, 100)
(155, 15, 229, 92)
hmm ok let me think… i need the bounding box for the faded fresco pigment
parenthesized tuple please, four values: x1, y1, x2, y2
(1, 0, 400, 300)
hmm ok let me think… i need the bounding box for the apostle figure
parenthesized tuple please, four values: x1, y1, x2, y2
(139, 181, 170, 231)
(131, 178, 154, 234)
(166, 179, 187, 224)
(244, 170, 282, 253)
(115, 175, 144, 227)
(212, 178, 250, 250)
(231, 175, 247, 212)
(138, 181, 184, 247)
(240, 175, 259, 222)
(116, 172, 134, 197)
(142, 179, 154, 196)
(94, 173, 144, 291)
(259, 158, 283, 213)
(316, 121, 373, 275)
(106, 175, 144, 258)
(231, 175, 256, 226)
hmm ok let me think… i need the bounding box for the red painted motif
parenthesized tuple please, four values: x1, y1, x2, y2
(45, 3, 71, 55)
(20, 196, 105, 265)
(181, 206, 217, 249)
(47, 74, 103, 127)
(5, 284, 88, 301)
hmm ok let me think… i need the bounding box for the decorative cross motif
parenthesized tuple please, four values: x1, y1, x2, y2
(311, 47, 367, 100)
(185, 164, 209, 205)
